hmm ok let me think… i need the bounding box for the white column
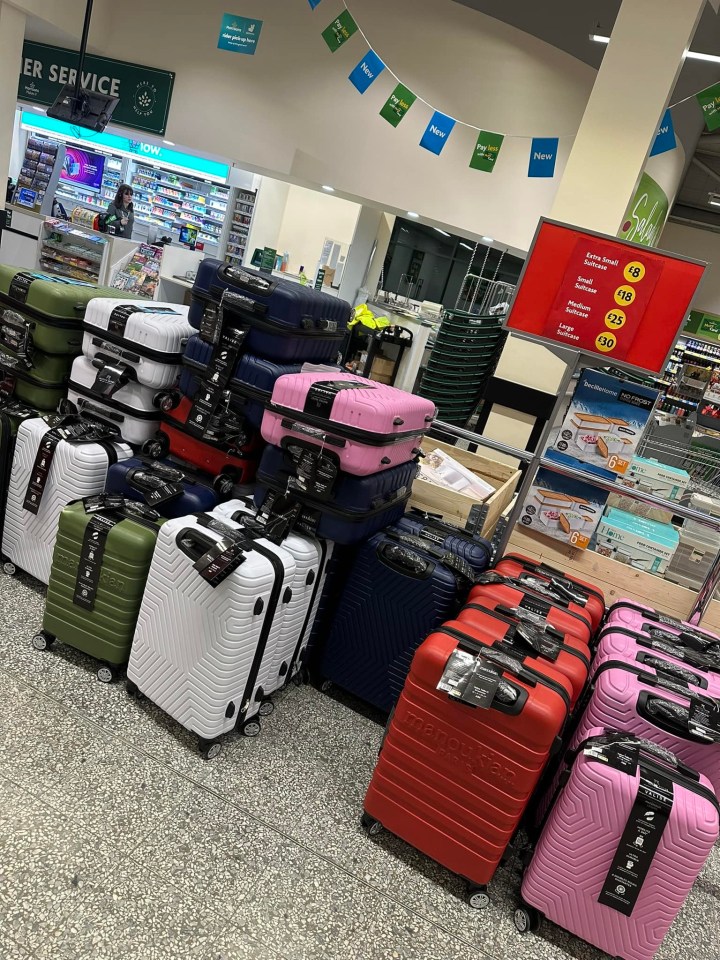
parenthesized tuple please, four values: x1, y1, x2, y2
(551, 0, 705, 233)
(0, 3, 26, 198)
(338, 206, 395, 306)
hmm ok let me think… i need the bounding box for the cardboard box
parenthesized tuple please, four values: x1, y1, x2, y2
(408, 439, 520, 538)
(619, 456, 690, 501)
(519, 450, 614, 550)
(595, 507, 679, 574)
(370, 356, 395, 384)
(553, 370, 658, 475)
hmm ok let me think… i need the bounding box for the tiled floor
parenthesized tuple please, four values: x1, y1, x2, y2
(0, 572, 717, 959)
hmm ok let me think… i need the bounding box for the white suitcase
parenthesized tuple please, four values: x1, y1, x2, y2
(82, 299, 192, 393)
(213, 499, 323, 693)
(67, 355, 161, 446)
(215, 497, 335, 683)
(2, 417, 131, 584)
(127, 512, 296, 754)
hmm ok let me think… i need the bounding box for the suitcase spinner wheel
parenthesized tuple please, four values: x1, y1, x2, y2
(32, 629, 54, 650)
(3, 561, 16, 576)
(514, 904, 542, 933)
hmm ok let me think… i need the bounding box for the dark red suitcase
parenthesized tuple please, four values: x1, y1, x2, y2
(456, 603, 590, 707)
(469, 573, 593, 647)
(362, 623, 571, 903)
(143, 396, 262, 488)
(494, 554, 605, 630)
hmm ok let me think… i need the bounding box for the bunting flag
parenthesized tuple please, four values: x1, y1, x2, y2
(379, 83, 416, 126)
(307, 0, 323, 7)
(649, 109, 676, 157)
(528, 137, 558, 177)
(697, 82, 720, 132)
(419, 111, 456, 155)
(348, 49, 385, 93)
(322, 9, 358, 51)
(469, 130, 504, 172)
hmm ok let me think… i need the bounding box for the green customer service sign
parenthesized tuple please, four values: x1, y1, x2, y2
(18, 41, 175, 136)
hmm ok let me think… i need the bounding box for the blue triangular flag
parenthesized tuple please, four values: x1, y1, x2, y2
(649, 109, 676, 157)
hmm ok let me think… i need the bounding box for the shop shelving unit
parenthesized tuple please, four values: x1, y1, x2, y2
(37, 218, 109, 283)
(129, 165, 230, 248)
(224, 188, 257, 267)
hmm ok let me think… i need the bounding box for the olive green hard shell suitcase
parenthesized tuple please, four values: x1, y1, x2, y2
(0, 342, 71, 411)
(0, 265, 132, 355)
(37, 496, 164, 679)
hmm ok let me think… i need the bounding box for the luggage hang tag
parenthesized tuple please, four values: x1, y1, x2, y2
(119, 499, 162, 523)
(510, 621, 562, 662)
(204, 325, 248, 391)
(200, 301, 222, 345)
(90, 360, 134, 399)
(438, 645, 519, 708)
(598, 761, 673, 916)
(193, 512, 248, 586)
(22, 427, 69, 514)
(82, 493, 127, 514)
(73, 512, 121, 610)
(263, 488, 304, 543)
(0, 309, 32, 363)
(185, 383, 229, 440)
(688, 695, 720, 743)
(285, 439, 339, 500)
(0, 369, 16, 400)
(7, 272, 36, 305)
(127, 465, 185, 506)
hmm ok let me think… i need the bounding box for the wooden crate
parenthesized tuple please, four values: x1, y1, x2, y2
(508, 526, 720, 633)
(409, 439, 521, 539)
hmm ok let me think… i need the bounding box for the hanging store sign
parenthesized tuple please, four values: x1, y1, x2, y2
(617, 172, 669, 249)
(348, 50, 385, 94)
(18, 41, 174, 136)
(379, 83, 416, 127)
(217, 14, 263, 55)
(505, 218, 706, 375)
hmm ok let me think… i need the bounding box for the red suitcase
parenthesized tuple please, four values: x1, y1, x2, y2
(468, 573, 593, 647)
(456, 603, 590, 708)
(362, 623, 571, 905)
(143, 396, 262, 489)
(494, 554, 605, 630)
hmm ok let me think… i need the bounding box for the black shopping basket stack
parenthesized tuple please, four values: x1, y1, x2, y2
(417, 311, 507, 425)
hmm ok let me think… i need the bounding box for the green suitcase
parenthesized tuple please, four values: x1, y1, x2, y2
(0, 342, 71, 411)
(0, 265, 132, 355)
(35, 496, 164, 680)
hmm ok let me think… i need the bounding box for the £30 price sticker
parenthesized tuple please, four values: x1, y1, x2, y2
(595, 332, 617, 353)
(623, 261, 646, 283)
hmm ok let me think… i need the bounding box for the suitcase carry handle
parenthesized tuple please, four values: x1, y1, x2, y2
(637, 691, 718, 744)
(176, 527, 227, 561)
(384, 529, 475, 584)
(377, 542, 433, 579)
(580, 731, 701, 781)
(220, 265, 278, 298)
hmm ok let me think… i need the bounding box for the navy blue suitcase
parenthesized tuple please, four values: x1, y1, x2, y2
(105, 455, 220, 519)
(253, 442, 417, 545)
(188, 258, 351, 362)
(319, 527, 473, 712)
(180, 334, 303, 428)
(395, 510, 493, 575)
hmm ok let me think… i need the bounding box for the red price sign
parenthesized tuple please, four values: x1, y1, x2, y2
(505, 219, 706, 375)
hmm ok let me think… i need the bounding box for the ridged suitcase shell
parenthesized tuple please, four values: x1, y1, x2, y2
(364, 625, 571, 887)
(396, 513, 492, 576)
(0, 341, 68, 411)
(605, 599, 720, 653)
(592, 624, 720, 698)
(67, 355, 161, 446)
(181, 334, 302, 428)
(213, 499, 327, 692)
(128, 512, 296, 739)
(495, 553, 605, 630)
(253, 443, 416, 545)
(0, 401, 39, 545)
(82, 298, 193, 390)
(523, 729, 719, 960)
(43, 500, 164, 666)
(189, 258, 351, 362)
(105, 456, 220, 519)
(572, 660, 720, 796)
(0, 266, 125, 354)
(468, 578, 593, 647)
(319, 529, 469, 712)
(263, 372, 435, 476)
(2, 417, 131, 584)
(456, 603, 590, 707)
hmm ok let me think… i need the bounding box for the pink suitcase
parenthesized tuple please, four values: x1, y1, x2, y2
(261, 372, 435, 476)
(593, 624, 720, 697)
(572, 659, 720, 796)
(519, 729, 719, 960)
(605, 599, 720, 654)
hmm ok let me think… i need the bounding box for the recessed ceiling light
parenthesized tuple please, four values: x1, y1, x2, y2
(459, 242, 473, 251)
(710, 198, 720, 208)
(482, 236, 494, 243)
(406, 211, 419, 218)
(590, 33, 720, 62)
(322, 185, 335, 192)
(589, 34, 610, 43)
(163, 139, 175, 146)
(434, 227, 451, 237)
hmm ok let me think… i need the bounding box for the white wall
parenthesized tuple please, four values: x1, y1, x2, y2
(276, 186, 360, 275)
(84, 0, 596, 254)
(661, 220, 720, 315)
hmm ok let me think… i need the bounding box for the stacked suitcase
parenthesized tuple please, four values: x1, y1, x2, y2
(0, 266, 126, 413)
(361, 554, 720, 960)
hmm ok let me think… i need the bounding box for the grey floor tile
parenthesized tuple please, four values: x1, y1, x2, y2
(34, 859, 231, 960)
(656, 887, 719, 960)
(0, 932, 34, 959)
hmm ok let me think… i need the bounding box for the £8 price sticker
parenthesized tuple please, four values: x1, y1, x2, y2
(623, 261, 646, 283)
(595, 332, 617, 353)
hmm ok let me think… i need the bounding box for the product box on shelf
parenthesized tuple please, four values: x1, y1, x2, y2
(595, 506, 680, 573)
(518, 450, 615, 550)
(619, 455, 690, 500)
(553, 369, 658, 475)
(407, 438, 520, 538)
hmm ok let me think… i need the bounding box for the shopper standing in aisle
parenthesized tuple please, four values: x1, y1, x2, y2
(106, 184, 135, 238)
